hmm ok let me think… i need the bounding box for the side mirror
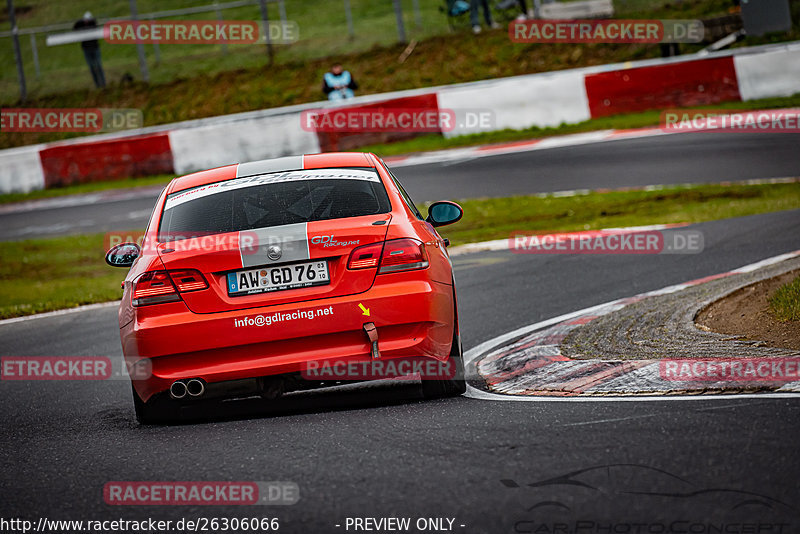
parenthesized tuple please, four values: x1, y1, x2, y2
(105, 242, 140, 267)
(426, 201, 463, 227)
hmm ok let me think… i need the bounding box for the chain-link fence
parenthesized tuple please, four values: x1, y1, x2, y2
(2, 0, 758, 104)
(0, 0, 460, 103)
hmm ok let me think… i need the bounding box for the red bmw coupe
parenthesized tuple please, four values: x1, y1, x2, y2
(105, 152, 465, 423)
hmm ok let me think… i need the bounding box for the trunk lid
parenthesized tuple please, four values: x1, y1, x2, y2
(157, 214, 391, 314)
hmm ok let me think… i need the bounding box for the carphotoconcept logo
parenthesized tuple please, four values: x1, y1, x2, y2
(509, 228, 704, 254)
(510, 19, 703, 43)
(662, 109, 800, 133)
(1, 108, 142, 133)
(104, 20, 298, 44)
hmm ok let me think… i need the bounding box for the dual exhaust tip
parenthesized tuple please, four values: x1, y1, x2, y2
(169, 378, 205, 399)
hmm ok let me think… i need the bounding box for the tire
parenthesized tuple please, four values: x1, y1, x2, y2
(131, 383, 180, 425)
(421, 325, 466, 399)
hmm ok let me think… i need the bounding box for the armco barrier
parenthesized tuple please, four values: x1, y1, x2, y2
(168, 111, 321, 175)
(311, 93, 441, 152)
(437, 69, 590, 138)
(733, 47, 800, 101)
(0, 42, 797, 194)
(584, 56, 740, 118)
(0, 145, 46, 194)
(39, 132, 173, 188)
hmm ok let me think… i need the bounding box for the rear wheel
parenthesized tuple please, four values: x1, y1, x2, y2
(131, 383, 180, 425)
(421, 325, 466, 399)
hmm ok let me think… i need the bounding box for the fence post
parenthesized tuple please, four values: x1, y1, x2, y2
(29, 33, 41, 79)
(412, 0, 422, 29)
(128, 0, 150, 82)
(343, 0, 355, 38)
(6, 0, 27, 101)
(278, 0, 287, 25)
(214, 0, 228, 55)
(258, 0, 274, 64)
(392, 0, 407, 43)
(149, 15, 161, 65)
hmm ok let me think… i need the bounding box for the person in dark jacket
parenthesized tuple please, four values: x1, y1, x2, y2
(470, 0, 500, 34)
(322, 64, 358, 100)
(74, 11, 106, 88)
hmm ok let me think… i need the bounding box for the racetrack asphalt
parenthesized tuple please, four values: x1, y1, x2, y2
(1, 208, 799, 530)
(1, 130, 799, 241)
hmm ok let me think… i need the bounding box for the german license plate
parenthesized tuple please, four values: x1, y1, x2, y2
(227, 261, 329, 296)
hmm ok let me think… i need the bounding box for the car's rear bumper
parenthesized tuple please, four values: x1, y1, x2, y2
(122, 275, 454, 402)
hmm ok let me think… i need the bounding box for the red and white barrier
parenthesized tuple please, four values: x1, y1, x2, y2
(584, 56, 740, 117)
(168, 111, 321, 175)
(0, 145, 46, 194)
(39, 133, 173, 188)
(0, 42, 797, 194)
(437, 69, 591, 137)
(734, 47, 800, 101)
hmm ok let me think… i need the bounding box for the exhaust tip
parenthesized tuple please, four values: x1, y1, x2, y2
(186, 378, 205, 397)
(169, 381, 187, 399)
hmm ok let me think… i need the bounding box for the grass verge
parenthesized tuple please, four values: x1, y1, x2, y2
(436, 182, 800, 246)
(362, 94, 800, 157)
(769, 275, 800, 322)
(0, 234, 125, 319)
(1, 181, 798, 319)
(0, 174, 174, 205)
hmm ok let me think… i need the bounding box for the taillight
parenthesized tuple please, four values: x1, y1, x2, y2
(347, 242, 384, 270)
(168, 269, 209, 292)
(347, 239, 428, 274)
(379, 238, 428, 273)
(132, 269, 208, 306)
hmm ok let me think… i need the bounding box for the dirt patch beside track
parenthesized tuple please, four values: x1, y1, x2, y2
(696, 269, 800, 351)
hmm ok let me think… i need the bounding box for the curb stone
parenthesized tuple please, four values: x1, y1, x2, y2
(474, 252, 800, 396)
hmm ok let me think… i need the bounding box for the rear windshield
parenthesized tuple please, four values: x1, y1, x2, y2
(159, 168, 391, 241)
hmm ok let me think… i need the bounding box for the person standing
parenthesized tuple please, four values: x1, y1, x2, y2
(470, 0, 500, 34)
(499, 0, 534, 20)
(322, 63, 358, 101)
(74, 11, 106, 89)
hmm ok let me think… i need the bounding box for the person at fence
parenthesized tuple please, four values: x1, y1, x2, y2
(497, 0, 534, 20)
(470, 0, 500, 34)
(73, 11, 106, 89)
(322, 64, 358, 101)
(446, 0, 470, 17)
